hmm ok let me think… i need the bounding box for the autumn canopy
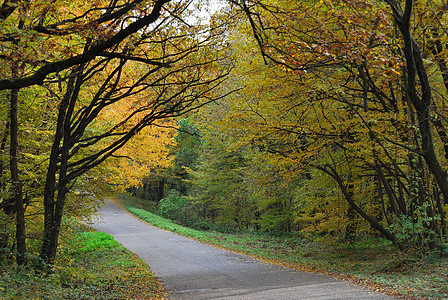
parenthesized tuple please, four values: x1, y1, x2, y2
(1, 0, 448, 269)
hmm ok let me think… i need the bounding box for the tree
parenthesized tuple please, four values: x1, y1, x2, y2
(209, 0, 448, 249)
(0, 0, 231, 265)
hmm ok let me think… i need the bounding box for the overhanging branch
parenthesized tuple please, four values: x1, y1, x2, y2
(0, 0, 170, 91)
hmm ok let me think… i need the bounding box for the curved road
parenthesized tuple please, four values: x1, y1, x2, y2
(90, 201, 394, 299)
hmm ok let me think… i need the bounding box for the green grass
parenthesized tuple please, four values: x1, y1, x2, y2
(119, 193, 448, 300)
(125, 206, 209, 238)
(0, 222, 165, 300)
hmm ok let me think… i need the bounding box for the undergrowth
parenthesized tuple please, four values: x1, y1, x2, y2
(0, 220, 165, 300)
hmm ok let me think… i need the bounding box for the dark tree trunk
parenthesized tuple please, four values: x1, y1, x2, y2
(40, 70, 80, 265)
(0, 121, 14, 216)
(0, 122, 11, 254)
(9, 87, 26, 265)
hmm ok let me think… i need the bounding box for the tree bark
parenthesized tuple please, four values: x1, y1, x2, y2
(9, 87, 26, 265)
(0, 120, 11, 254)
(40, 70, 80, 265)
(0, 121, 13, 216)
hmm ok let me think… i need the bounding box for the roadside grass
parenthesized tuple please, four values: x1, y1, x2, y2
(0, 220, 165, 300)
(119, 193, 448, 299)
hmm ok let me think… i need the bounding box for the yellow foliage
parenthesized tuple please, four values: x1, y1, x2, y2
(103, 121, 176, 188)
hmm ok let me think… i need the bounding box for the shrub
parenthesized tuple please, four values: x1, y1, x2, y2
(157, 189, 188, 221)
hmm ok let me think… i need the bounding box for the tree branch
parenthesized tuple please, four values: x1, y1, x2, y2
(0, 0, 170, 91)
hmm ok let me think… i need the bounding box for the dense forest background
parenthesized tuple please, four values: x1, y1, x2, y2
(1, 0, 448, 272)
(132, 0, 448, 256)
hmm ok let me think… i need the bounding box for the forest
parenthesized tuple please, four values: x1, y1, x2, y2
(0, 0, 447, 298)
(136, 0, 448, 253)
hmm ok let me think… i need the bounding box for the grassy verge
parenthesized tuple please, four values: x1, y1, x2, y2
(119, 193, 448, 299)
(0, 221, 165, 300)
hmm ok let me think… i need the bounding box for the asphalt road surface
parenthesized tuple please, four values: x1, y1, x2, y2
(90, 201, 395, 299)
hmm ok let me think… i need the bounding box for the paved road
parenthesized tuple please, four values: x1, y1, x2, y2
(90, 201, 395, 299)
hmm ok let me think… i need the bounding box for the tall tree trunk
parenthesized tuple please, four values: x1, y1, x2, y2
(40, 87, 69, 265)
(40, 70, 80, 265)
(42, 152, 70, 265)
(0, 121, 11, 215)
(0, 121, 11, 255)
(9, 87, 26, 265)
